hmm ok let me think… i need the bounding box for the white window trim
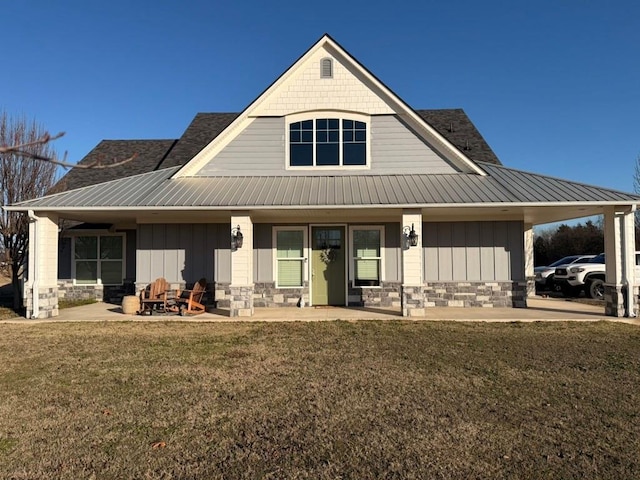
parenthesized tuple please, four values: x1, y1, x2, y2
(348, 225, 385, 288)
(272, 226, 309, 288)
(70, 233, 126, 286)
(285, 111, 371, 171)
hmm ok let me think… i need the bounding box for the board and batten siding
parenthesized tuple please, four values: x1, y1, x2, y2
(254, 224, 273, 282)
(383, 222, 401, 282)
(195, 115, 458, 176)
(424, 221, 524, 281)
(137, 224, 230, 284)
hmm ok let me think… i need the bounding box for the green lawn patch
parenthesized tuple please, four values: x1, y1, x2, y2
(0, 321, 638, 479)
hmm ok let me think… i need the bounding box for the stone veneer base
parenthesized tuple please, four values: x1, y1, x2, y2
(24, 285, 59, 319)
(604, 283, 639, 317)
(229, 285, 254, 317)
(424, 281, 529, 308)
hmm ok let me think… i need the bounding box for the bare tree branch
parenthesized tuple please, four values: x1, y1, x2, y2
(0, 130, 138, 169)
(1, 112, 59, 310)
(0, 131, 65, 153)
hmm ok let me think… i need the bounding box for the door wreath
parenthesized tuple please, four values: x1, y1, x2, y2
(320, 246, 336, 264)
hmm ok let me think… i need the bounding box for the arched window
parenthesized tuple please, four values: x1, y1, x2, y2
(289, 118, 367, 167)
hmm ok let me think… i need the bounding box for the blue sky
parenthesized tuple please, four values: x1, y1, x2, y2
(2, 1, 639, 206)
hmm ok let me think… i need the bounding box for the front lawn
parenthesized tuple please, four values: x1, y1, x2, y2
(0, 321, 638, 479)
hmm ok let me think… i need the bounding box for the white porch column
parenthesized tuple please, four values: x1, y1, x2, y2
(230, 213, 254, 317)
(26, 211, 59, 319)
(603, 205, 637, 317)
(524, 223, 535, 298)
(401, 210, 424, 317)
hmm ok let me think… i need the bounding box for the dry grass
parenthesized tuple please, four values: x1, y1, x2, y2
(0, 321, 638, 479)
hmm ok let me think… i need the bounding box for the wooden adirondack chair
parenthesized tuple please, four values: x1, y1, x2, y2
(177, 278, 207, 315)
(139, 277, 178, 315)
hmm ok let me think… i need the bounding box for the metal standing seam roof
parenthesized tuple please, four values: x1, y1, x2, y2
(11, 162, 640, 210)
(47, 109, 502, 196)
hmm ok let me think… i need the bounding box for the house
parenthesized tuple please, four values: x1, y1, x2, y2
(7, 34, 639, 319)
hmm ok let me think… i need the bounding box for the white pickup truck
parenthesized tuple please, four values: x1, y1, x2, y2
(553, 252, 640, 299)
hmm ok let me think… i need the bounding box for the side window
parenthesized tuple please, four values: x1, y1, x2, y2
(274, 228, 307, 287)
(350, 227, 384, 287)
(73, 235, 124, 285)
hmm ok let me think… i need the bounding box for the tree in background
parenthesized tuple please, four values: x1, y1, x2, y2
(0, 112, 58, 310)
(534, 220, 604, 266)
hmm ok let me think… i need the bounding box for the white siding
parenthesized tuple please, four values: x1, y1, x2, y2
(252, 48, 395, 116)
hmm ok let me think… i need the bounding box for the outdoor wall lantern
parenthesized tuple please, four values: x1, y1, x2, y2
(231, 225, 243, 249)
(403, 223, 419, 247)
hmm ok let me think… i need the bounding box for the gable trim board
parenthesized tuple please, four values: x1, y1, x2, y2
(8, 34, 639, 319)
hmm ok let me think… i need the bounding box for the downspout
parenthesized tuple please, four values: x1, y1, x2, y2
(27, 210, 39, 319)
(622, 205, 636, 318)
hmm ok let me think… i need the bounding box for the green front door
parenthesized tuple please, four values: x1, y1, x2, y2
(311, 226, 346, 306)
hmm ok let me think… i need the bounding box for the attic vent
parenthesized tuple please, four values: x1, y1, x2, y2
(320, 58, 333, 78)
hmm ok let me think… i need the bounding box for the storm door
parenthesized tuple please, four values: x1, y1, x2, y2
(311, 226, 346, 306)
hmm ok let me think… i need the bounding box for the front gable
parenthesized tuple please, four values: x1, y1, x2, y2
(175, 34, 486, 178)
(249, 43, 395, 116)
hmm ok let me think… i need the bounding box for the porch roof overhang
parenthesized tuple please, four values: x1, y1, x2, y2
(7, 163, 639, 227)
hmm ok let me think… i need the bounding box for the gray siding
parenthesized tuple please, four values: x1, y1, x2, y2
(370, 116, 458, 174)
(137, 224, 230, 284)
(58, 237, 72, 279)
(196, 118, 285, 176)
(384, 222, 401, 282)
(195, 115, 458, 176)
(124, 229, 136, 280)
(254, 223, 273, 282)
(424, 221, 524, 281)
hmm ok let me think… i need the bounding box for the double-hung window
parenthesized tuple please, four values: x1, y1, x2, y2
(274, 227, 307, 287)
(73, 235, 124, 285)
(350, 226, 384, 287)
(289, 117, 367, 167)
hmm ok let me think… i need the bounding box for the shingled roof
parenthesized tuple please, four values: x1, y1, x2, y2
(416, 110, 500, 165)
(50, 109, 500, 193)
(49, 139, 177, 193)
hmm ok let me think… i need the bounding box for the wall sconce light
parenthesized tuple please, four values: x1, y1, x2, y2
(231, 225, 243, 249)
(403, 223, 419, 247)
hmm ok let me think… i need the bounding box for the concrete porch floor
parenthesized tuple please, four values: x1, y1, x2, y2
(4, 296, 640, 325)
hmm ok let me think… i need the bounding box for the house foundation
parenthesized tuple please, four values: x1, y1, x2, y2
(424, 281, 528, 308)
(401, 285, 426, 317)
(229, 285, 254, 317)
(24, 285, 59, 319)
(604, 283, 639, 317)
(348, 281, 402, 308)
